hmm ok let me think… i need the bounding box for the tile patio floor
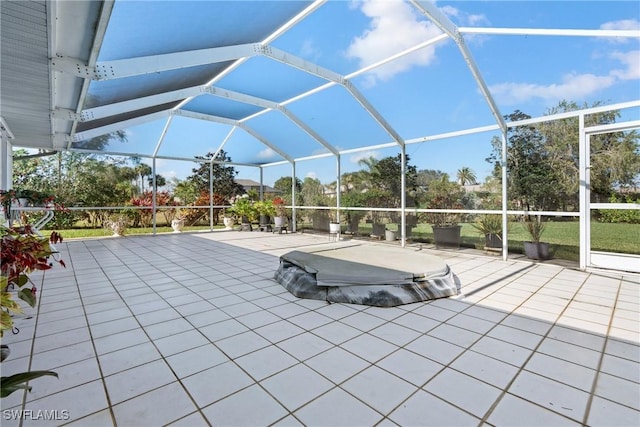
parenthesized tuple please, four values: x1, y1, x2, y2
(2, 231, 639, 426)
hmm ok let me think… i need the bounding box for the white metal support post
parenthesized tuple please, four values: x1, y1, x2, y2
(501, 131, 508, 261)
(152, 158, 157, 235)
(0, 117, 14, 191)
(209, 161, 214, 231)
(291, 162, 297, 232)
(579, 114, 588, 270)
(336, 155, 341, 225)
(0, 137, 11, 191)
(401, 145, 406, 248)
(259, 167, 264, 201)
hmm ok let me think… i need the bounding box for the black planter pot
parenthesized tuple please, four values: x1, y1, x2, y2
(485, 233, 502, 249)
(433, 225, 461, 249)
(1, 344, 10, 362)
(259, 215, 271, 226)
(523, 241, 551, 260)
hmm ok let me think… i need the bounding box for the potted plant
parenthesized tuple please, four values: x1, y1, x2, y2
(1, 225, 63, 397)
(105, 213, 128, 236)
(472, 214, 503, 250)
(272, 197, 288, 229)
(222, 209, 235, 230)
(229, 195, 256, 231)
(254, 200, 275, 230)
(171, 208, 186, 233)
(522, 215, 551, 260)
(423, 178, 465, 249)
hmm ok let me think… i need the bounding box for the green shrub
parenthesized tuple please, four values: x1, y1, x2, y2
(597, 194, 640, 224)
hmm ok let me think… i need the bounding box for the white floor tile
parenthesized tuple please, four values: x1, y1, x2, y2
(104, 359, 176, 404)
(340, 333, 398, 363)
(294, 387, 383, 426)
(181, 361, 254, 408)
(21, 380, 108, 426)
(276, 332, 334, 361)
(595, 372, 640, 410)
(113, 382, 197, 426)
(261, 364, 334, 411)
(509, 371, 590, 422)
(488, 393, 580, 426)
(305, 346, 370, 384)
(424, 368, 502, 418)
(215, 330, 271, 358)
(254, 319, 305, 343)
(199, 319, 248, 342)
(153, 329, 210, 357)
(202, 384, 288, 426)
(451, 350, 518, 389)
(98, 341, 161, 376)
(312, 321, 363, 345)
(93, 329, 149, 355)
(537, 337, 602, 369)
(405, 334, 465, 365)
(235, 345, 299, 381)
(525, 352, 597, 392)
(428, 323, 481, 348)
(587, 396, 640, 427)
(368, 322, 421, 346)
(388, 389, 479, 426)
(166, 343, 229, 378)
(341, 365, 417, 414)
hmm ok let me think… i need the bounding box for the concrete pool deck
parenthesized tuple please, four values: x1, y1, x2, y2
(2, 231, 638, 426)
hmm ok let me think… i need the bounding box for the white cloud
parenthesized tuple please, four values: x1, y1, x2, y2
(601, 18, 640, 31)
(609, 50, 640, 80)
(599, 19, 640, 44)
(300, 38, 321, 61)
(257, 147, 277, 159)
(489, 49, 639, 105)
(346, 0, 443, 85)
(306, 171, 318, 180)
(349, 150, 380, 164)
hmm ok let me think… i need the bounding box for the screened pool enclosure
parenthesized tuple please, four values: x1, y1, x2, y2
(1, 0, 639, 272)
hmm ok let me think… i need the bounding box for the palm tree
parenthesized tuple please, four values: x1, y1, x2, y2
(456, 167, 477, 186)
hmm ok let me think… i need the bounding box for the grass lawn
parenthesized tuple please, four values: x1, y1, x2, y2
(380, 221, 639, 261)
(40, 220, 637, 263)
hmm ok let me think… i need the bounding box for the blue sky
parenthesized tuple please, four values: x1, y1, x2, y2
(92, 0, 640, 187)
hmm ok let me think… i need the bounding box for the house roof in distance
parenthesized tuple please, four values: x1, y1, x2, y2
(235, 179, 278, 193)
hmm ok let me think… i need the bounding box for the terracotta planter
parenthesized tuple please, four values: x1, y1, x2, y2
(432, 225, 461, 249)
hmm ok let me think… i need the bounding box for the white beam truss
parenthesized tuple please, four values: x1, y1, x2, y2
(65, 0, 115, 150)
(460, 27, 640, 38)
(410, 0, 507, 133)
(93, 44, 260, 80)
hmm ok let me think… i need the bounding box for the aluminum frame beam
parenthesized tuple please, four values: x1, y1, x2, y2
(410, 0, 507, 133)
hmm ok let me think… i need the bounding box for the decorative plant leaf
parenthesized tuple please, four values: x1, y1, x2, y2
(0, 371, 58, 398)
(17, 288, 36, 308)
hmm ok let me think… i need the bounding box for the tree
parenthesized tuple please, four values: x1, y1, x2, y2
(134, 163, 153, 194)
(538, 100, 639, 202)
(456, 167, 477, 186)
(487, 110, 564, 211)
(187, 150, 244, 200)
(273, 176, 303, 204)
(367, 154, 418, 208)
